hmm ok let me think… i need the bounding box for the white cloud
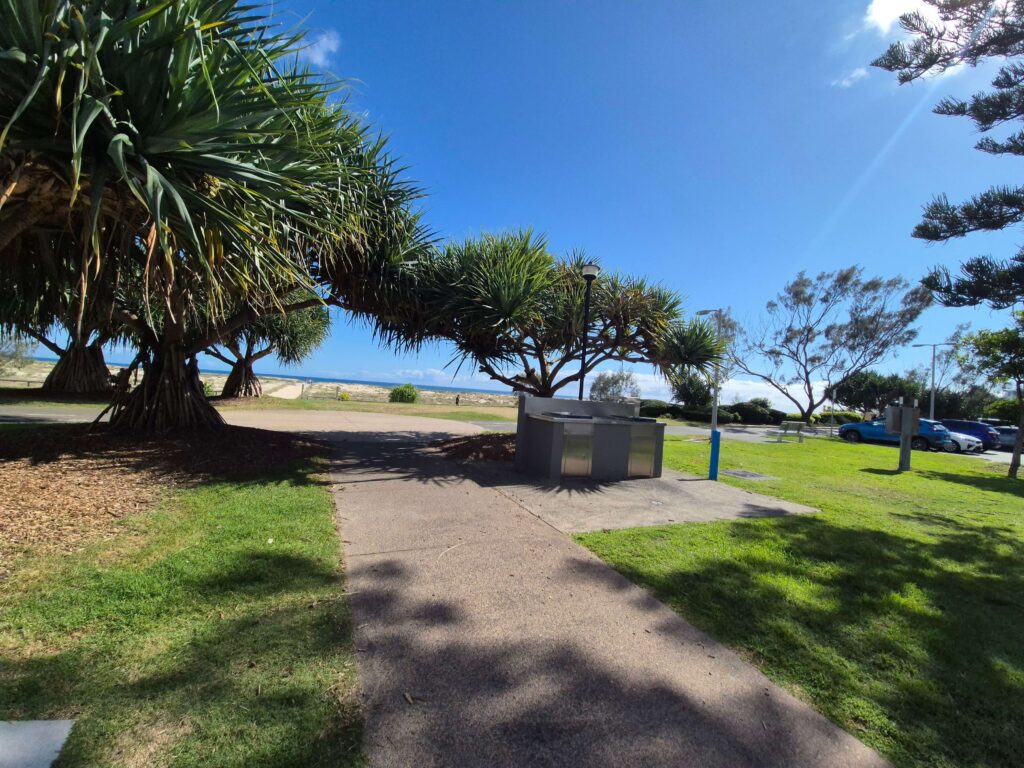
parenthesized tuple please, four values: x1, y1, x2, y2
(863, 0, 936, 35)
(303, 30, 340, 68)
(929, 61, 966, 80)
(719, 379, 829, 412)
(832, 66, 869, 88)
(611, 368, 827, 413)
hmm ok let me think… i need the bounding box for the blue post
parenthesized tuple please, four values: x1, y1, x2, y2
(709, 429, 721, 481)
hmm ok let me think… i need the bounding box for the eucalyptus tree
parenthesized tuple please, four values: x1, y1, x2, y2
(0, 334, 28, 377)
(0, 0, 425, 429)
(732, 268, 931, 423)
(208, 301, 331, 398)
(379, 231, 721, 396)
(958, 313, 1024, 478)
(588, 370, 641, 401)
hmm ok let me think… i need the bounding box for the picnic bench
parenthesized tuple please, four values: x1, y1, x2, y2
(769, 421, 806, 443)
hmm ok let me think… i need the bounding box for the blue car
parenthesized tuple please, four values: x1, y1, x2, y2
(940, 419, 1001, 451)
(838, 418, 952, 451)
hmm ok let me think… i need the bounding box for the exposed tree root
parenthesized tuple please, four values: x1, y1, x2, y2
(41, 342, 113, 395)
(110, 346, 224, 431)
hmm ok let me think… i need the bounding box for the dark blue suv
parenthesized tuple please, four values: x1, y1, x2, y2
(940, 419, 1001, 451)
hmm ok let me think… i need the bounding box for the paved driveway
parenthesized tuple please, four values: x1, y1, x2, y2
(329, 430, 887, 767)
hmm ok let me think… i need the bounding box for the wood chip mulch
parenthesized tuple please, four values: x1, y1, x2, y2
(433, 433, 516, 463)
(0, 425, 325, 578)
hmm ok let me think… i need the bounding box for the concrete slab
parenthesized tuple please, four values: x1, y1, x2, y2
(0, 721, 75, 768)
(331, 438, 887, 768)
(721, 469, 777, 481)
(469, 464, 816, 533)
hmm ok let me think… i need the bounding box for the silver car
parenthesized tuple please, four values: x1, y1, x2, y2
(995, 426, 1019, 451)
(946, 431, 984, 454)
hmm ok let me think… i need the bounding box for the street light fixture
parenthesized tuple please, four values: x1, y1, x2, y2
(911, 342, 955, 420)
(696, 308, 724, 480)
(578, 263, 601, 400)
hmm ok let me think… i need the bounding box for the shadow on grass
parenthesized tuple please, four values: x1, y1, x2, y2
(859, 468, 902, 477)
(915, 468, 1024, 495)
(1, 552, 363, 768)
(586, 513, 1024, 767)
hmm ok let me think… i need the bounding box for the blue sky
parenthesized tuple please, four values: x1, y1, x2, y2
(116, 1, 1022, 404)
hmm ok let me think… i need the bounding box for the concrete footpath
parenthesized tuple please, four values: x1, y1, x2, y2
(331, 435, 888, 768)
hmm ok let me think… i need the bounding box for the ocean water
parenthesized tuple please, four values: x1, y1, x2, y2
(273, 374, 513, 396)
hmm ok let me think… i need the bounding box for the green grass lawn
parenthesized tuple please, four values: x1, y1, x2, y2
(0, 440, 364, 767)
(214, 395, 517, 422)
(578, 437, 1023, 768)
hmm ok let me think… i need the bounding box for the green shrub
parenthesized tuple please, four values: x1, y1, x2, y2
(639, 399, 673, 417)
(818, 410, 863, 425)
(639, 399, 740, 424)
(730, 400, 773, 425)
(389, 383, 418, 403)
(676, 406, 739, 424)
(337, 391, 351, 401)
(718, 408, 739, 424)
(984, 399, 1020, 424)
(202, 380, 215, 398)
(725, 401, 786, 425)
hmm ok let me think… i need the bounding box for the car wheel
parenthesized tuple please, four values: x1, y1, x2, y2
(843, 430, 862, 443)
(949, 440, 962, 453)
(911, 437, 929, 451)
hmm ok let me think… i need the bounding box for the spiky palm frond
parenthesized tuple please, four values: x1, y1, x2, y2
(0, 0, 423, 333)
(370, 230, 691, 396)
(657, 318, 726, 379)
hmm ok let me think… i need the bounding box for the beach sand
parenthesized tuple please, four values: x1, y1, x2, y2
(3, 359, 518, 407)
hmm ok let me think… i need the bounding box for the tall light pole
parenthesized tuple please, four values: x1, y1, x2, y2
(578, 263, 601, 400)
(911, 342, 954, 420)
(697, 308, 724, 480)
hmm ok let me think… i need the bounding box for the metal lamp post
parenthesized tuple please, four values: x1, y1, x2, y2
(696, 308, 724, 480)
(911, 342, 954, 420)
(578, 263, 601, 400)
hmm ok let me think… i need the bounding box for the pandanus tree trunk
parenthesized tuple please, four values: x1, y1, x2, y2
(110, 341, 223, 431)
(212, 342, 274, 399)
(42, 340, 112, 394)
(221, 357, 263, 398)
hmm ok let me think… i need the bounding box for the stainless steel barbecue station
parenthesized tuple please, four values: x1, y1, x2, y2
(514, 396, 666, 482)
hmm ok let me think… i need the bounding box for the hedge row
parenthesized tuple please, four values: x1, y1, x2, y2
(639, 400, 786, 425)
(784, 411, 864, 425)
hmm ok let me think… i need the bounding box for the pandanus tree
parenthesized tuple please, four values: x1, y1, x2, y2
(376, 231, 722, 396)
(0, 0, 425, 429)
(208, 299, 330, 398)
(0, 230, 125, 393)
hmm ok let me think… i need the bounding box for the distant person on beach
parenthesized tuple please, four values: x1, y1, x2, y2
(455, 394, 460, 406)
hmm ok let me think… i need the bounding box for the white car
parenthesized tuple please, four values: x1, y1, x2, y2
(946, 431, 984, 454)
